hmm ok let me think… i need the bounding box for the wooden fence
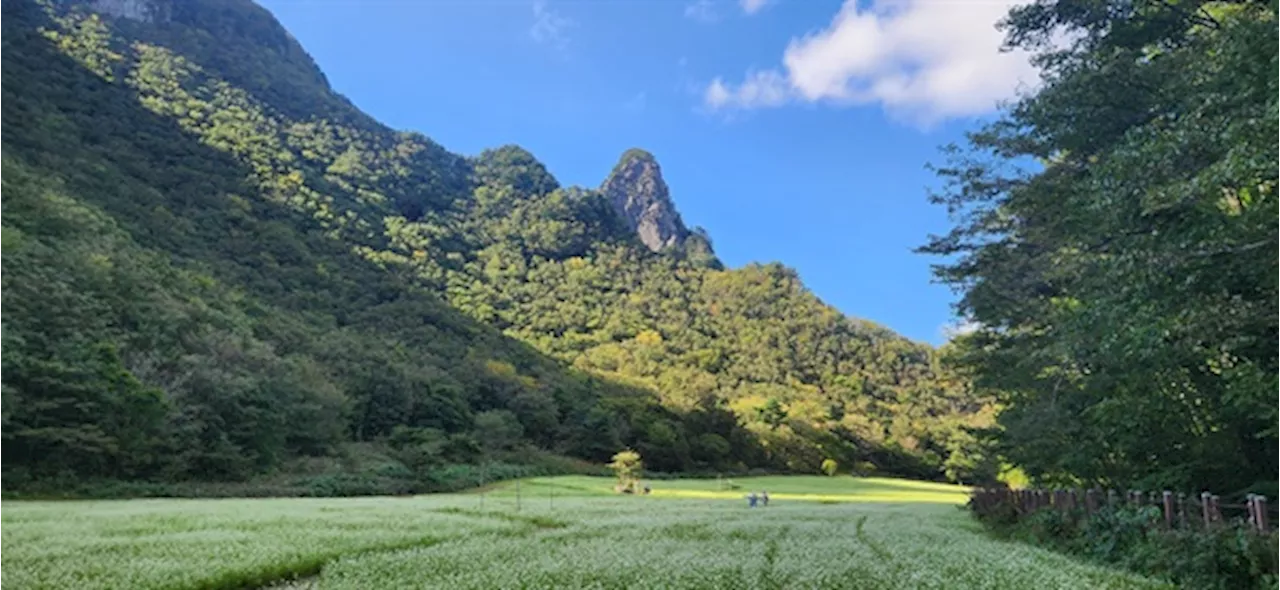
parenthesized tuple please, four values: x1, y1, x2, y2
(970, 487, 1277, 534)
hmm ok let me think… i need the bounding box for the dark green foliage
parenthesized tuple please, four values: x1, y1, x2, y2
(974, 506, 1278, 590)
(2, 0, 994, 493)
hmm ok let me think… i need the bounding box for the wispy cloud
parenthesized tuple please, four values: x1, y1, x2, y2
(704, 70, 788, 110)
(530, 0, 574, 51)
(740, 0, 772, 15)
(623, 92, 648, 113)
(703, 0, 1042, 125)
(684, 0, 720, 23)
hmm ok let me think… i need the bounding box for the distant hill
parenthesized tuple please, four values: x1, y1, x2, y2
(0, 0, 995, 494)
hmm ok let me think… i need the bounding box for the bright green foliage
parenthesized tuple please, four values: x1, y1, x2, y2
(608, 449, 644, 492)
(821, 459, 839, 477)
(921, 0, 1278, 494)
(2, 477, 1167, 590)
(2, 0, 995, 491)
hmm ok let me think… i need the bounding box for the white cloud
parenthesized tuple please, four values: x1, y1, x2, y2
(704, 0, 1042, 123)
(940, 318, 981, 341)
(530, 0, 574, 50)
(704, 70, 789, 110)
(740, 0, 771, 15)
(685, 0, 719, 23)
(704, 79, 732, 108)
(623, 92, 648, 113)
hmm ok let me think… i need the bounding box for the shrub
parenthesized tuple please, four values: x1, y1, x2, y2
(608, 449, 643, 493)
(974, 503, 1278, 590)
(852, 461, 876, 477)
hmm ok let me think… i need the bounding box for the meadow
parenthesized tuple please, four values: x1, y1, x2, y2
(2, 476, 1172, 589)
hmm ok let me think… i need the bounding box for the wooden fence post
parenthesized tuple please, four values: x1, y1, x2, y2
(1257, 496, 1270, 532)
(1107, 489, 1117, 508)
(1246, 494, 1258, 530)
(1085, 489, 1097, 515)
(1201, 492, 1212, 528)
(1210, 495, 1222, 524)
(1162, 491, 1173, 529)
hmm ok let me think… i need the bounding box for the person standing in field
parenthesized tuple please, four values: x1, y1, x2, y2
(747, 492, 758, 508)
(761, 491, 769, 507)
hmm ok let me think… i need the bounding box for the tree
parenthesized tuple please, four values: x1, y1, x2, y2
(920, 0, 1278, 493)
(608, 449, 643, 493)
(473, 410, 524, 453)
(756, 398, 789, 431)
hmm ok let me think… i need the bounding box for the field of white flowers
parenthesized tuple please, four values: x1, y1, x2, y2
(2, 476, 1172, 590)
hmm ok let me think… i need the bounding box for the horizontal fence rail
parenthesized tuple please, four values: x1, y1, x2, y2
(970, 487, 1276, 534)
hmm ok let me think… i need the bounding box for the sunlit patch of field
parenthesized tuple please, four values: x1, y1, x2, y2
(2, 476, 1170, 590)
(487, 474, 972, 504)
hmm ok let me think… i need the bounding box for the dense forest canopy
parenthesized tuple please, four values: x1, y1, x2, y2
(921, 0, 1278, 496)
(1, 0, 996, 493)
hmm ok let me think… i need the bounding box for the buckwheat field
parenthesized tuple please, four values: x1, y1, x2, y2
(2, 476, 1171, 589)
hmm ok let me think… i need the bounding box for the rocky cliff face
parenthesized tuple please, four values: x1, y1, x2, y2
(86, 0, 165, 21)
(600, 149, 689, 252)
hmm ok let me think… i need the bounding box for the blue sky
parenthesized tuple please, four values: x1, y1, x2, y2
(258, 0, 1035, 345)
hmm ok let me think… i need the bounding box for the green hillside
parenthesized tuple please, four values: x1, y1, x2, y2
(0, 0, 993, 494)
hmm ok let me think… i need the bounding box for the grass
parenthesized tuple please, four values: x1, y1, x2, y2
(488, 475, 972, 504)
(2, 475, 1171, 589)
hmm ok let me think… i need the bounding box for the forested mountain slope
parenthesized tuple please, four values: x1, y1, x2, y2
(1, 0, 993, 492)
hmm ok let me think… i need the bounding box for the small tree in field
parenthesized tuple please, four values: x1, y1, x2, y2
(821, 458, 839, 477)
(609, 449, 643, 494)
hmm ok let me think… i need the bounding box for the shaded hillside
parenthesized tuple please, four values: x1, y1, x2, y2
(1, 0, 995, 491)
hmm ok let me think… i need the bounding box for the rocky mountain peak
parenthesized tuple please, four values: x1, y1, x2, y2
(600, 149, 689, 252)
